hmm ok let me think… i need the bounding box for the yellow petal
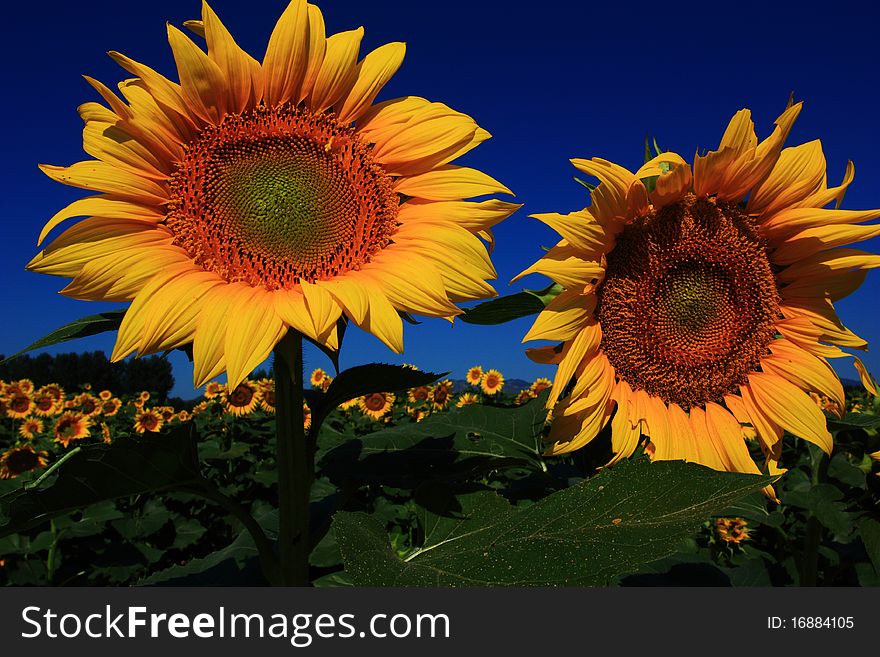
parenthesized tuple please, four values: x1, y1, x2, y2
(39, 162, 168, 205)
(167, 23, 227, 124)
(336, 42, 406, 124)
(262, 0, 310, 107)
(394, 165, 512, 201)
(397, 199, 520, 232)
(299, 4, 326, 102)
(300, 280, 343, 339)
(747, 140, 825, 216)
(193, 286, 236, 386)
(772, 223, 880, 265)
(545, 321, 601, 409)
(38, 196, 164, 246)
(747, 372, 833, 454)
(513, 242, 605, 289)
(522, 288, 594, 343)
(307, 27, 363, 112)
(853, 357, 877, 396)
(202, 0, 263, 113)
(224, 287, 288, 390)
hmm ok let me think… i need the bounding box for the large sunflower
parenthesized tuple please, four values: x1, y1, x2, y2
(520, 102, 880, 481)
(28, 0, 516, 390)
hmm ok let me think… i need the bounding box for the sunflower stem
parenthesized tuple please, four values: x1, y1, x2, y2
(274, 330, 311, 587)
(800, 447, 828, 586)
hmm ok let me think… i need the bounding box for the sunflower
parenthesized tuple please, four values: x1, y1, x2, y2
(338, 397, 359, 411)
(310, 368, 328, 388)
(257, 378, 276, 412)
(156, 406, 177, 422)
(359, 392, 395, 420)
(204, 381, 224, 399)
(75, 393, 102, 417)
(407, 385, 431, 404)
(10, 379, 35, 395)
(32, 391, 60, 417)
(19, 418, 44, 440)
(224, 380, 260, 416)
(177, 410, 192, 422)
(0, 445, 49, 479)
(409, 406, 429, 422)
(529, 377, 552, 395)
(134, 409, 164, 433)
(54, 412, 91, 447)
(520, 101, 880, 485)
(98, 390, 113, 401)
(456, 392, 479, 407)
(431, 380, 455, 409)
(101, 398, 123, 416)
(28, 0, 517, 392)
(5, 393, 34, 420)
(515, 389, 536, 405)
(715, 518, 751, 545)
(192, 400, 210, 415)
(139, 391, 151, 402)
(481, 369, 504, 396)
(303, 403, 312, 430)
(39, 384, 65, 404)
(465, 366, 484, 386)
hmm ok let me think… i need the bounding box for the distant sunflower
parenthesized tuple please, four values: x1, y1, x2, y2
(98, 390, 113, 401)
(359, 392, 395, 420)
(303, 403, 312, 430)
(19, 418, 44, 440)
(338, 397, 359, 411)
(407, 385, 431, 404)
(101, 398, 122, 416)
(31, 392, 59, 418)
(529, 377, 552, 396)
(257, 379, 276, 412)
(224, 380, 259, 416)
(204, 381, 224, 399)
(515, 390, 536, 405)
(521, 101, 880, 486)
(431, 380, 454, 409)
(75, 393, 102, 417)
(177, 410, 192, 422)
(39, 384, 65, 404)
(466, 366, 484, 386)
(139, 392, 151, 402)
(192, 400, 210, 415)
(157, 406, 177, 422)
(5, 393, 34, 420)
(310, 368, 328, 389)
(715, 518, 751, 545)
(134, 409, 164, 433)
(28, 0, 517, 392)
(481, 369, 504, 396)
(0, 445, 49, 479)
(12, 379, 35, 395)
(409, 406, 429, 422)
(54, 412, 91, 447)
(456, 392, 479, 407)
(100, 422, 112, 444)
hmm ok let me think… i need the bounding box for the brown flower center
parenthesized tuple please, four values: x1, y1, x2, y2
(598, 194, 780, 408)
(168, 105, 399, 289)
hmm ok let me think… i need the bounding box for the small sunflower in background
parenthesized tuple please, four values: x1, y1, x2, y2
(18, 418, 44, 440)
(715, 518, 751, 545)
(224, 380, 260, 416)
(310, 368, 329, 389)
(456, 392, 479, 407)
(303, 403, 312, 431)
(529, 377, 552, 396)
(521, 101, 879, 488)
(54, 412, 91, 447)
(515, 390, 535, 405)
(134, 409, 164, 433)
(431, 380, 454, 410)
(101, 398, 122, 417)
(338, 397, 359, 411)
(203, 381, 224, 400)
(98, 390, 113, 401)
(257, 379, 276, 413)
(466, 366, 484, 386)
(481, 369, 504, 396)
(0, 445, 49, 479)
(39, 384, 65, 405)
(359, 392, 395, 420)
(27, 0, 517, 392)
(408, 385, 431, 404)
(5, 393, 34, 420)
(32, 390, 61, 417)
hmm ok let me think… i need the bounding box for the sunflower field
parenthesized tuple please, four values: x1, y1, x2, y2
(1, 361, 879, 587)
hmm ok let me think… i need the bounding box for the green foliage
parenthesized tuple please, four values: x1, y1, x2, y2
(2, 311, 126, 363)
(333, 460, 775, 586)
(458, 283, 563, 325)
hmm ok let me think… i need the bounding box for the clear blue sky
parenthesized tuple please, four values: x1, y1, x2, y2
(2, 0, 879, 399)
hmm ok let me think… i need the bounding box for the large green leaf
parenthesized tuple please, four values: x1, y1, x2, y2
(2, 310, 126, 363)
(827, 413, 880, 431)
(458, 283, 562, 325)
(333, 458, 776, 586)
(0, 426, 200, 538)
(317, 393, 549, 485)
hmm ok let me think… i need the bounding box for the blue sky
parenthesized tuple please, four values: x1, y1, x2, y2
(2, 0, 879, 398)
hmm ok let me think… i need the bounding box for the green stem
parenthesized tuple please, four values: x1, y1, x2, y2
(800, 448, 828, 586)
(46, 519, 59, 584)
(274, 331, 312, 586)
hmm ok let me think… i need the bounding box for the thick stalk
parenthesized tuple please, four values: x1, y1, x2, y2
(273, 331, 311, 586)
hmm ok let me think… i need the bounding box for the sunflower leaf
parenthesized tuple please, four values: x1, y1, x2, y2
(332, 458, 777, 586)
(827, 413, 880, 430)
(1, 309, 126, 364)
(0, 425, 200, 538)
(458, 283, 562, 325)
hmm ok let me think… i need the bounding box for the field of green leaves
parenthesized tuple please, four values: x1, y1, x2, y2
(1, 364, 879, 587)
